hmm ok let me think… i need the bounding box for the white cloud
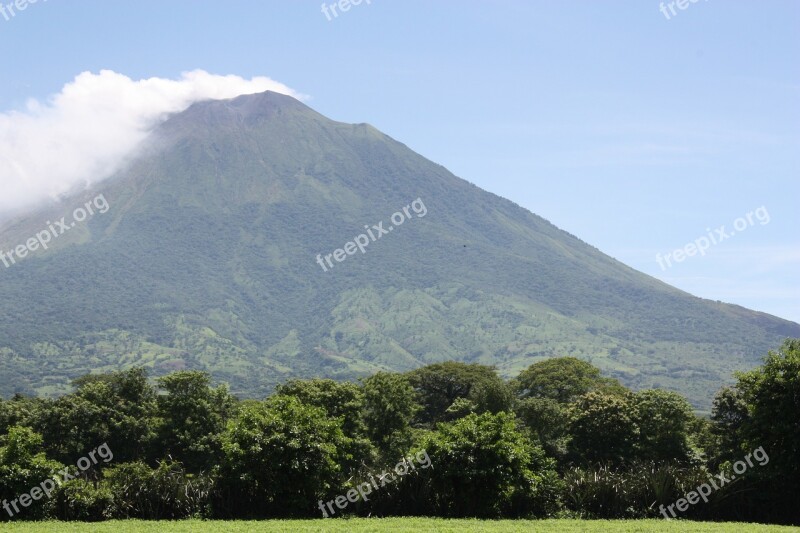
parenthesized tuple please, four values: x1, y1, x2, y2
(0, 70, 304, 215)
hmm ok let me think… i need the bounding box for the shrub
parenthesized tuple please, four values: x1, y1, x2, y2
(562, 461, 712, 519)
(104, 461, 214, 519)
(52, 479, 113, 521)
(0, 426, 63, 521)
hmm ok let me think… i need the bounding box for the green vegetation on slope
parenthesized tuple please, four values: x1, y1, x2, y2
(0, 91, 797, 409)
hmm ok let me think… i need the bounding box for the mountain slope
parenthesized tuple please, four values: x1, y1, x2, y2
(0, 91, 797, 408)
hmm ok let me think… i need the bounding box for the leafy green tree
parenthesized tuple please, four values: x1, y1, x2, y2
(444, 397, 477, 421)
(686, 413, 717, 467)
(631, 389, 694, 462)
(361, 372, 419, 459)
(276, 379, 365, 438)
(568, 392, 638, 464)
(275, 378, 373, 472)
(32, 368, 157, 464)
(734, 340, 800, 489)
(31, 395, 103, 465)
(0, 426, 64, 520)
(513, 357, 624, 404)
(418, 411, 562, 517)
(515, 397, 569, 459)
(708, 386, 749, 467)
(736, 339, 800, 461)
(407, 362, 513, 426)
(702, 340, 800, 524)
(0, 395, 42, 437)
(156, 371, 236, 472)
(220, 396, 348, 517)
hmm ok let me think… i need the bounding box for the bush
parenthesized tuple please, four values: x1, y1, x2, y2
(104, 461, 214, 519)
(52, 479, 113, 521)
(0, 426, 63, 521)
(562, 461, 711, 519)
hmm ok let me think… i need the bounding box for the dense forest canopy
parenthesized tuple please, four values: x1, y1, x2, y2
(1, 340, 798, 524)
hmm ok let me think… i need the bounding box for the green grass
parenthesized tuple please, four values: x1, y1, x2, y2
(1, 519, 797, 533)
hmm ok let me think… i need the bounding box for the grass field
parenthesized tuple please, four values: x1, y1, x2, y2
(2, 519, 797, 532)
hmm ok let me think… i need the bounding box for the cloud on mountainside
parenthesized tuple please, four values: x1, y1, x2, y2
(0, 70, 303, 216)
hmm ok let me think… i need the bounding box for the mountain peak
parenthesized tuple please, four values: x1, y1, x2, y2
(152, 90, 324, 144)
(187, 90, 311, 120)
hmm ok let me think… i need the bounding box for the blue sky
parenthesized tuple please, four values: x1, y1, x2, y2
(1, 0, 798, 322)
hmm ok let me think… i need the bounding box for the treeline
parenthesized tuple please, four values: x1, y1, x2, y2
(0, 339, 798, 523)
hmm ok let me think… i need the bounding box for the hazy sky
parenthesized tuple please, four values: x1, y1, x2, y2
(1, 1, 798, 322)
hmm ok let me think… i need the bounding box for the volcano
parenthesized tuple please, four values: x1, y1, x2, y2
(0, 91, 796, 408)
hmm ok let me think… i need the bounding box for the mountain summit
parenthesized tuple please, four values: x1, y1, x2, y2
(0, 91, 797, 407)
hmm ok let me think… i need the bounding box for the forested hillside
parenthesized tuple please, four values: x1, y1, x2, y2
(1, 340, 798, 524)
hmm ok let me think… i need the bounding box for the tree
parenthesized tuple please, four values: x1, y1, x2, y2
(705, 339, 800, 524)
(0, 426, 64, 520)
(406, 362, 513, 426)
(276, 379, 365, 438)
(32, 368, 157, 465)
(735, 339, 800, 470)
(568, 392, 638, 464)
(361, 372, 419, 459)
(0, 395, 42, 437)
(708, 386, 749, 467)
(513, 357, 624, 404)
(515, 397, 569, 459)
(275, 378, 373, 472)
(630, 389, 694, 462)
(418, 411, 562, 517)
(156, 371, 236, 472)
(220, 396, 348, 517)
(733, 340, 800, 495)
